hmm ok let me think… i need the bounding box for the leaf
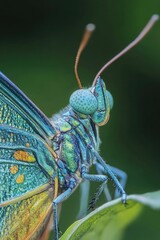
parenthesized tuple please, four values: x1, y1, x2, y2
(60, 191, 160, 240)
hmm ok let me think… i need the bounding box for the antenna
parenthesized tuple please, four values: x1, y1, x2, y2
(75, 23, 95, 89)
(93, 14, 159, 86)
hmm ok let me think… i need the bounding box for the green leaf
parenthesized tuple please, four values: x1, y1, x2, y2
(60, 191, 160, 240)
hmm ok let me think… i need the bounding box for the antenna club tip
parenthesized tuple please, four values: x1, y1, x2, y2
(86, 23, 96, 32)
(151, 14, 159, 22)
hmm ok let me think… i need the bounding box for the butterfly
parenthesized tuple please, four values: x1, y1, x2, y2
(0, 15, 158, 240)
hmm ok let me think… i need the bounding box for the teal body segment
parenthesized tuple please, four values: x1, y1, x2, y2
(52, 109, 99, 175)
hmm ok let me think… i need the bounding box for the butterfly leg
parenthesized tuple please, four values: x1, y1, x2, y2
(81, 164, 108, 210)
(95, 162, 127, 199)
(77, 180, 90, 219)
(94, 162, 112, 201)
(53, 178, 77, 240)
(89, 146, 127, 203)
(107, 165, 127, 198)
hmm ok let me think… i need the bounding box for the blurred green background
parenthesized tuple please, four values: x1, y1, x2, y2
(0, 1, 160, 239)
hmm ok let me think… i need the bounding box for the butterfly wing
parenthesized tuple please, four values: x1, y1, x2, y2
(0, 188, 54, 240)
(0, 73, 59, 239)
(0, 72, 56, 141)
(0, 126, 58, 240)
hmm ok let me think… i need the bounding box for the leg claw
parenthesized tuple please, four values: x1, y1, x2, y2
(122, 192, 127, 204)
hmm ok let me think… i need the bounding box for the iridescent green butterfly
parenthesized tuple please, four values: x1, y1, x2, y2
(0, 15, 158, 240)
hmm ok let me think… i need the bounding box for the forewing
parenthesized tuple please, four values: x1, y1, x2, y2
(0, 72, 56, 140)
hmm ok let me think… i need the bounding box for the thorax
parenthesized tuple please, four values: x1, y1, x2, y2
(51, 108, 100, 174)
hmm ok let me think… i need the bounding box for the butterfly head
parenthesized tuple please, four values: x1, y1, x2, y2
(70, 77, 113, 126)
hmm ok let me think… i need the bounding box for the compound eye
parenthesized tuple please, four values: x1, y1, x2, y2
(106, 90, 114, 109)
(70, 89, 98, 115)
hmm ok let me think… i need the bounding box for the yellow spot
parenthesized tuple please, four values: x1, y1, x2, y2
(10, 165, 19, 174)
(14, 150, 35, 162)
(26, 143, 30, 147)
(16, 174, 24, 184)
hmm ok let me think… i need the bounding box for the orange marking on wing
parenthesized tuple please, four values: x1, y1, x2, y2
(14, 150, 35, 162)
(26, 143, 30, 147)
(16, 174, 24, 184)
(10, 165, 19, 174)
